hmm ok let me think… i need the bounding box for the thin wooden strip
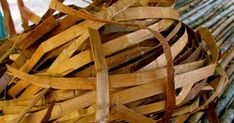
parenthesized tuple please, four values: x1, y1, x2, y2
(7, 65, 95, 89)
(2, 62, 215, 122)
(182, 80, 206, 104)
(7, 60, 205, 90)
(113, 7, 179, 21)
(19, 85, 43, 98)
(89, 27, 110, 123)
(102, 19, 158, 34)
(132, 83, 202, 115)
(132, 83, 206, 116)
(19, 20, 102, 73)
(111, 105, 155, 123)
(147, 27, 175, 122)
(140, 0, 175, 5)
(47, 31, 90, 72)
(11, 47, 36, 69)
(0, 90, 82, 107)
(48, 15, 80, 37)
(18, 16, 59, 50)
(0, 96, 37, 107)
(141, 28, 188, 70)
(40, 8, 56, 21)
(0, 33, 24, 64)
(173, 97, 200, 117)
(0, 93, 94, 122)
(23, 91, 96, 122)
(0, 40, 13, 57)
(50, 0, 141, 27)
(193, 66, 228, 113)
(8, 0, 140, 97)
(175, 83, 194, 105)
(11, 89, 48, 123)
(111, 64, 215, 105)
(116, 22, 182, 73)
(48, 0, 103, 37)
(74, 46, 155, 77)
(7, 21, 101, 97)
(182, 45, 202, 63)
(197, 27, 219, 64)
(33, 40, 73, 72)
(165, 22, 182, 41)
(40, 101, 56, 123)
(2, 105, 45, 115)
(50, 19, 174, 75)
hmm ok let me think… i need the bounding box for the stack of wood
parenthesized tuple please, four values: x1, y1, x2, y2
(0, 0, 228, 122)
(176, 0, 234, 122)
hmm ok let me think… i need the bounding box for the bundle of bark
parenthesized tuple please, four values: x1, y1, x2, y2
(176, 0, 234, 122)
(0, 0, 228, 122)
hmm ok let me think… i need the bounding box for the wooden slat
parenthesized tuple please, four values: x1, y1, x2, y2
(89, 27, 110, 123)
(50, 19, 174, 75)
(12, 89, 48, 123)
(111, 64, 215, 105)
(18, 16, 59, 50)
(7, 60, 205, 90)
(113, 7, 179, 21)
(141, 28, 188, 70)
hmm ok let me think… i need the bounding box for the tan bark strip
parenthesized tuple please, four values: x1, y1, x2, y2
(111, 64, 215, 106)
(7, 60, 205, 90)
(11, 89, 48, 123)
(140, 28, 188, 71)
(132, 83, 199, 115)
(18, 16, 59, 50)
(0, 90, 82, 107)
(48, 15, 80, 37)
(89, 28, 110, 123)
(19, 20, 102, 73)
(47, 30, 90, 72)
(113, 7, 179, 21)
(74, 46, 154, 77)
(23, 91, 96, 122)
(51, 19, 174, 75)
(40, 101, 56, 123)
(147, 27, 175, 123)
(1, 62, 214, 122)
(8, 0, 139, 97)
(50, 0, 142, 27)
(192, 66, 228, 113)
(1, 105, 45, 115)
(197, 27, 219, 64)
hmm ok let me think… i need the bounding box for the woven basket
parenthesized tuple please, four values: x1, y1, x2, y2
(0, 0, 228, 122)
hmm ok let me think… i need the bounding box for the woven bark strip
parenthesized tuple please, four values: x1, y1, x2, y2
(0, 0, 228, 123)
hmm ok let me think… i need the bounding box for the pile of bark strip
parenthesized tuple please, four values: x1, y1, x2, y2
(0, 0, 227, 122)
